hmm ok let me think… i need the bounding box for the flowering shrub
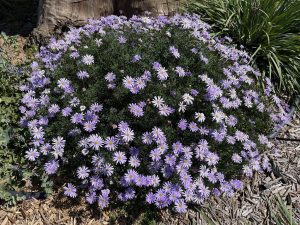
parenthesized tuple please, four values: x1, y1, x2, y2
(20, 14, 291, 213)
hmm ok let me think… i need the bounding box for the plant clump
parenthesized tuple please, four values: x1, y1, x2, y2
(20, 14, 290, 213)
(184, 0, 300, 97)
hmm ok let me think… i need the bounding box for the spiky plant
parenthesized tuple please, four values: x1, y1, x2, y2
(184, 0, 300, 98)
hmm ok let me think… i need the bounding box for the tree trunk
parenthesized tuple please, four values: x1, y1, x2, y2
(35, 0, 181, 36)
(115, 0, 181, 17)
(36, 0, 114, 36)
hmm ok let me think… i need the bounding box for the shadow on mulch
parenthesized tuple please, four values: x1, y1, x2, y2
(50, 190, 162, 225)
(51, 188, 166, 225)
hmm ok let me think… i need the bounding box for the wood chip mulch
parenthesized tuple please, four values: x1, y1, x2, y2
(181, 111, 300, 225)
(1, 112, 299, 225)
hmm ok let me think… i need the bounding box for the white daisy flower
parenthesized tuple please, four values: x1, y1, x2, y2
(212, 110, 226, 123)
(152, 96, 164, 108)
(121, 128, 135, 142)
(182, 93, 194, 105)
(82, 54, 94, 65)
(195, 112, 205, 122)
(95, 38, 103, 47)
(178, 101, 186, 113)
(157, 67, 168, 81)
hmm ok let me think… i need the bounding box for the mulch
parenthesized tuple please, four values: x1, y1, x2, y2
(183, 112, 300, 225)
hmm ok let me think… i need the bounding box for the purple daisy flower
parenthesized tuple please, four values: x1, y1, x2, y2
(71, 113, 84, 124)
(128, 103, 144, 117)
(178, 119, 187, 131)
(48, 104, 60, 114)
(165, 154, 176, 166)
(90, 176, 104, 189)
(105, 72, 116, 82)
(40, 143, 51, 155)
(159, 104, 175, 116)
(230, 179, 244, 190)
(205, 152, 219, 166)
(105, 136, 118, 151)
(82, 54, 94, 65)
(88, 134, 104, 150)
(44, 160, 59, 175)
(83, 121, 96, 132)
(113, 151, 127, 164)
(190, 89, 199, 96)
(226, 135, 236, 145)
(52, 136, 65, 158)
(146, 192, 156, 204)
(77, 71, 90, 79)
(156, 66, 169, 81)
(169, 46, 180, 58)
(123, 76, 135, 89)
(226, 115, 238, 127)
(64, 183, 77, 198)
(31, 127, 44, 139)
(57, 78, 71, 90)
(98, 194, 109, 209)
(175, 66, 185, 77)
(118, 36, 127, 44)
(121, 127, 134, 142)
(174, 200, 187, 213)
(188, 122, 198, 132)
(70, 51, 80, 59)
(150, 148, 162, 161)
(124, 169, 138, 183)
(141, 70, 151, 81)
(152, 62, 161, 70)
(172, 141, 183, 155)
(129, 156, 140, 168)
(62, 107, 72, 117)
(77, 166, 90, 179)
(135, 77, 146, 90)
(142, 132, 153, 144)
(25, 148, 40, 161)
(86, 191, 96, 204)
(132, 54, 142, 63)
(90, 103, 103, 112)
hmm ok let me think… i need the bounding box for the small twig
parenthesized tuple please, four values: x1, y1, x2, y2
(275, 137, 300, 142)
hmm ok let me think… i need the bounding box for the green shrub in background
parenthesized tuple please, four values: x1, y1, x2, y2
(184, 0, 300, 98)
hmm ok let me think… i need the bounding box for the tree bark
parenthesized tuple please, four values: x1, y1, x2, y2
(115, 0, 181, 17)
(35, 0, 181, 36)
(36, 0, 114, 36)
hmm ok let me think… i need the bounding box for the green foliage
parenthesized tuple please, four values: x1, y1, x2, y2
(47, 25, 273, 183)
(270, 195, 298, 225)
(0, 33, 51, 205)
(184, 0, 300, 97)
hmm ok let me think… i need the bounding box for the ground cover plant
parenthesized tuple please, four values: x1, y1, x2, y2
(0, 33, 31, 205)
(20, 14, 291, 214)
(184, 0, 300, 98)
(0, 33, 53, 206)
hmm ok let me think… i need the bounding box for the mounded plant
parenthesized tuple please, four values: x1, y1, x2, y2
(20, 14, 290, 213)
